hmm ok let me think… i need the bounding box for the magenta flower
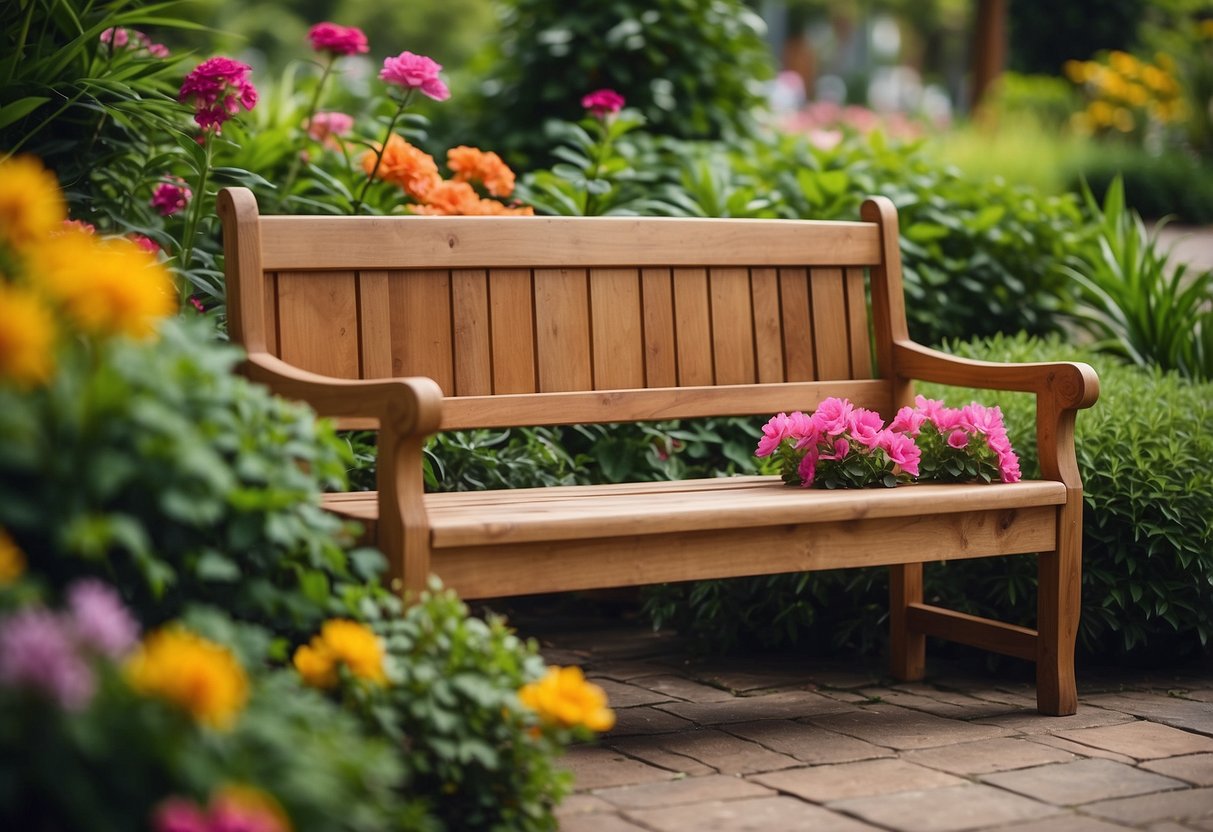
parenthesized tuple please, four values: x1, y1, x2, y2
(128, 233, 160, 254)
(100, 27, 131, 49)
(307, 22, 369, 57)
(66, 580, 139, 658)
(0, 608, 94, 710)
(582, 88, 625, 118)
(152, 179, 192, 216)
(307, 111, 354, 145)
(756, 412, 794, 457)
(846, 408, 885, 448)
(179, 57, 258, 133)
(812, 396, 854, 437)
(878, 430, 922, 478)
(888, 404, 926, 436)
(379, 51, 450, 101)
(796, 451, 818, 488)
(998, 450, 1022, 483)
(153, 798, 211, 832)
(947, 429, 970, 450)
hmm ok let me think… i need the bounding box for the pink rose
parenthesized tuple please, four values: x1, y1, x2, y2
(179, 57, 258, 133)
(379, 51, 450, 101)
(307, 22, 368, 57)
(581, 88, 625, 118)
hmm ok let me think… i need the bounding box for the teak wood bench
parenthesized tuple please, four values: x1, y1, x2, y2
(218, 187, 1098, 715)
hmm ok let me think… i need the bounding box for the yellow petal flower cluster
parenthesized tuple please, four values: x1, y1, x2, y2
(126, 627, 249, 729)
(0, 156, 66, 250)
(518, 666, 615, 732)
(1064, 49, 1185, 136)
(293, 619, 387, 688)
(0, 527, 27, 586)
(0, 282, 56, 387)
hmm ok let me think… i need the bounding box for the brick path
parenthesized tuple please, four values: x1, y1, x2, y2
(511, 613, 1213, 832)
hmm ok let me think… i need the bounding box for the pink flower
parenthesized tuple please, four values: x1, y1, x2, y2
(947, 429, 971, 450)
(379, 51, 450, 101)
(189, 296, 206, 313)
(151, 179, 192, 216)
(812, 397, 854, 437)
(878, 430, 921, 478)
(820, 437, 850, 461)
(66, 580, 139, 658)
(847, 408, 885, 448)
(128, 234, 160, 254)
(153, 798, 210, 832)
(961, 402, 1006, 436)
(307, 22, 369, 57)
(888, 405, 926, 436)
(582, 88, 625, 118)
(61, 219, 96, 235)
(998, 449, 1022, 483)
(915, 395, 962, 432)
(100, 27, 131, 49)
(307, 111, 354, 145)
(100, 27, 169, 57)
(757, 412, 794, 457)
(796, 451, 818, 488)
(147, 42, 171, 58)
(179, 57, 258, 133)
(0, 608, 94, 710)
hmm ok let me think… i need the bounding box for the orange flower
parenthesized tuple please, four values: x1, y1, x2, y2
(447, 146, 517, 198)
(361, 134, 440, 200)
(410, 180, 482, 216)
(518, 666, 614, 732)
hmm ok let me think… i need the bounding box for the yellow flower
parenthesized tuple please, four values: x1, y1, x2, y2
(1108, 50, 1139, 78)
(518, 666, 615, 732)
(29, 230, 174, 339)
(1062, 60, 1087, 83)
(0, 283, 56, 387)
(0, 156, 66, 251)
(1124, 83, 1149, 107)
(1113, 107, 1136, 132)
(293, 619, 386, 688)
(0, 528, 27, 585)
(1087, 100, 1116, 127)
(125, 627, 249, 729)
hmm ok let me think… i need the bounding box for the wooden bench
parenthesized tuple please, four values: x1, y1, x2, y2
(218, 187, 1098, 715)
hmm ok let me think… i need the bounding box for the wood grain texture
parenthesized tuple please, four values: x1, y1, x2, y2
(811, 267, 851, 380)
(709, 267, 756, 385)
(276, 271, 360, 378)
(846, 267, 874, 379)
(641, 269, 676, 388)
(779, 268, 815, 381)
(905, 603, 1038, 662)
(590, 268, 644, 390)
(534, 268, 592, 392)
(750, 268, 785, 383)
(673, 268, 714, 386)
(488, 268, 536, 394)
(217, 187, 267, 353)
(358, 272, 393, 378)
(387, 269, 453, 394)
(451, 269, 491, 395)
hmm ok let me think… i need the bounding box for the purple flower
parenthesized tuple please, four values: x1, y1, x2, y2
(307, 22, 369, 57)
(0, 608, 94, 710)
(67, 579, 139, 658)
(581, 88, 625, 118)
(379, 51, 450, 101)
(179, 57, 258, 133)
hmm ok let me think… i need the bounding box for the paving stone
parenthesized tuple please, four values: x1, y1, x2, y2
(858, 687, 990, 719)
(974, 705, 1136, 735)
(1187, 817, 1213, 831)
(562, 746, 678, 791)
(807, 667, 885, 690)
(590, 677, 676, 708)
(986, 815, 1136, 832)
(1085, 692, 1213, 738)
(1184, 690, 1213, 704)
(1027, 735, 1137, 764)
(1148, 823, 1206, 832)
(637, 674, 736, 703)
(592, 659, 681, 682)
(807, 703, 1011, 750)
(1082, 787, 1213, 825)
(642, 727, 802, 776)
(723, 720, 895, 765)
(607, 736, 715, 776)
(594, 773, 773, 810)
(752, 757, 964, 802)
(626, 796, 881, 831)
(688, 660, 823, 693)
(981, 758, 1186, 806)
(967, 687, 1042, 709)
(820, 689, 878, 704)
(555, 794, 615, 816)
(828, 783, 1060, 832)
(904, 737, 1078, 775)
(557, 811, 650, 832)
(607, 706, 695, 737)
(1054, 720, 1213, 760)
(1142, 754, 1213, 786)
(658, 690, 852, 725)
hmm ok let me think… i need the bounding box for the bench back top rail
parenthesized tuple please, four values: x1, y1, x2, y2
(220, 188, 899, 429)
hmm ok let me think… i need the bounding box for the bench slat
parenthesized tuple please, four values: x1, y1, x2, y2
(590, 268, 645, 389)
(641, 269, 677, 387)
(452, 270, 492, 395)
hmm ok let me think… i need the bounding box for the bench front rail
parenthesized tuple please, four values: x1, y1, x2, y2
(219, 188, 1098, 715)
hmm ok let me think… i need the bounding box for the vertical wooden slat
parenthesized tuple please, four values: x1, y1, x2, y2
(590, 268, 644, 390)
(535, 268, 592, 392)
(358, 271, 393, 378)
(264, 272, 281, 357)
(276, 271, 360, 378)
(673, 268, 713, 386)
(387, 269, 454, 394)
(641, 269, 676, 388)
(779, 268, 815, 381)
(845, 267, 874, 379)
(811, 267, 850, 380)
(709, 267, 755, 385)
(489, 268, 536, 394)
(750, 268, 784, 384)
(451, 269, 492, 395)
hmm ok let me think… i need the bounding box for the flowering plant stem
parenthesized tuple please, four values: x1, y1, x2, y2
(352, 90, 413, 214)
(177, 132, 213, 308)
(583, 118, 612, 216)
(279, 55, 336, 209)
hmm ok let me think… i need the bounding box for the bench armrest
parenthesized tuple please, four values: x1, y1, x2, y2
(244, 351, 443, 436)
(892, 339, 1099, 487)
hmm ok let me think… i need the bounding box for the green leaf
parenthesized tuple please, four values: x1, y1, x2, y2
(0, 97, 51, 129)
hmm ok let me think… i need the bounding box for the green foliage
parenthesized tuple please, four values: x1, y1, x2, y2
(464, 0, 774, 166)
(1065, 177, 1213, 380)
(0, 316, 385, 635)
(1068, 146, 1213, 224)
(424, 429, 583, 492)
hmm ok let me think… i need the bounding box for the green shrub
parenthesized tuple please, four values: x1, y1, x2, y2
(1067, 146, 1213, 224)
(645, 335, 1213, 662)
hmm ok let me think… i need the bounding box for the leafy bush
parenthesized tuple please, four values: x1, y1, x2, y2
(645, 335, 1213, 662)
(1068, 146, 1213, 224)
(461, 0, 773, 166)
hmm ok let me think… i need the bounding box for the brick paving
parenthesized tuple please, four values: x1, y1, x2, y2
(505, 611, 1213, 831)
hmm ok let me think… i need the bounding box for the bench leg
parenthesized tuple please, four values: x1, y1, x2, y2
(889, 563, 926, 681)
(1036, 498, 1082, 715)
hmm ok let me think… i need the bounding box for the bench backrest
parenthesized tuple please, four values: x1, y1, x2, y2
(219, 189, 904, 430)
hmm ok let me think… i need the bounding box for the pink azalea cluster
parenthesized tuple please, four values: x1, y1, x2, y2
(307, 22, 369, 57)
(0, 580, 139, 711)
(757, 397, 921, 489)
(100, 27, 170, 58)
(582, 88, 625, 118)
(154, 790, 288, 832)
(891, 395, 1022, 483)
(151, 178, 192, 217)
(179, 57, 258, 133)
(379, 51, 450, 101)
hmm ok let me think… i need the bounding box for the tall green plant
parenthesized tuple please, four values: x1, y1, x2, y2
(1065, 177, 1213, 381)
